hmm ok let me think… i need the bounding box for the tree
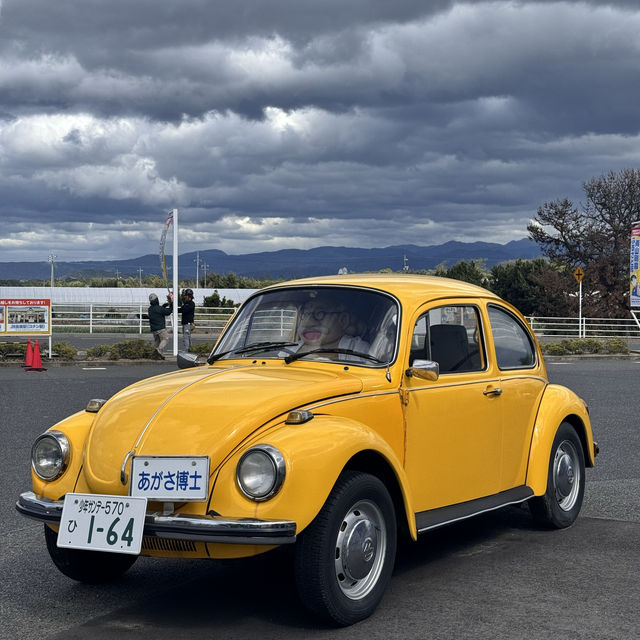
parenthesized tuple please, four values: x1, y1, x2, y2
(434, 260, 489, 288)
(528, 168, 640, 317)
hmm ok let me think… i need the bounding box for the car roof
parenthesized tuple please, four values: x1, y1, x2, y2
(263, 274, 503, 307)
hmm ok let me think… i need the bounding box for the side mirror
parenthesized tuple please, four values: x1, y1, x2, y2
(177, 351, 200, 369)
(406, 359, 439, 381)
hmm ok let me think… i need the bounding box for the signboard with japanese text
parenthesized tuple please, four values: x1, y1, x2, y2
(0, 298, 51, 335)
(631, 224, 640, 308)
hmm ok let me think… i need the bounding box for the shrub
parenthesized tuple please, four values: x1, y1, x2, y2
(86, 340, 157, 360)
(189, 342, 215, 356)
(0, 342, 26, 358)
(52, 341, 77, 360)
(110, 339, 157, 360)
(603, 337, 629, 354)
(542, 337, 629, 355)
(86, 344, 112, 359)
(542, 343, 568, 355)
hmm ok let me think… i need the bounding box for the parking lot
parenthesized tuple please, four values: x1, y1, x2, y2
(1, 359, 638, 639)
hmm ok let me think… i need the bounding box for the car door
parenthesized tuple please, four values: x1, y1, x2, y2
(402, 302, 503, 512)
(486, 304, 547, 491)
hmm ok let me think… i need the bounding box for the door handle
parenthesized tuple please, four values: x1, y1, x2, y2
(483, 386, 503, 396)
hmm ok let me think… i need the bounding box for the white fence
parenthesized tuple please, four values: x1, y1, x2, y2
(51, 304, 235, 334)
(45, 306, 640, 340)
(526, 316, 640, 339)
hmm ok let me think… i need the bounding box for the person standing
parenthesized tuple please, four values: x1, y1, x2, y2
(178, 288, 196, 352)
(148, 293, 172, 359)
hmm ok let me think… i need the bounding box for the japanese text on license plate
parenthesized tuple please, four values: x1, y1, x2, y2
(57, 493, 147, 555)
(130, 455, 209, 501)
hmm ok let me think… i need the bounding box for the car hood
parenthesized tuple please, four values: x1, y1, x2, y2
(82, 364, 363, 495)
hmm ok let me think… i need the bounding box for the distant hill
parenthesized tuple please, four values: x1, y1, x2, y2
(0, 239, 541, 281)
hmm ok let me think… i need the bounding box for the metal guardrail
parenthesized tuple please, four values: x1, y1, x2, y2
(51, 304, 235, 334)
(526, 316, 640, 339)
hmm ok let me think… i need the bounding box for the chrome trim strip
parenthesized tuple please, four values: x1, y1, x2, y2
(415, 487, 534, 534)
(305, 389, 400, 411)
(16, 491, 296, 545)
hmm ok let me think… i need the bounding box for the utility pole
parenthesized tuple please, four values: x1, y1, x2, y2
(202, 262, 209, 287)
(137, 267, 143, 287)
(194, 251, 200, 288)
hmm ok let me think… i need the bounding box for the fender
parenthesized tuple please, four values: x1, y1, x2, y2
(31, 410, 96, 499)
(526, 384, 595, 496)
(210, 415, 417, 539)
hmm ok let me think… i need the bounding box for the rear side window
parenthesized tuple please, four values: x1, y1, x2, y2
(488, 305, 536, 369)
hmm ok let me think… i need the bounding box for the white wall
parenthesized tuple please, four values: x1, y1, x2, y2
(0, 287, 258, 305)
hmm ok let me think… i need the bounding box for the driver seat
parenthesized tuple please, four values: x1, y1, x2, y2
(430, 324, 469, 373)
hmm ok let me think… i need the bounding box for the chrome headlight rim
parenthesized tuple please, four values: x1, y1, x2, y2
(236, 444, 286, 502)
(31, 430, 70, 481)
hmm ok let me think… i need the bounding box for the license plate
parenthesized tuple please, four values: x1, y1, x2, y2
(129, 455, 209, 501)
(58, 493, 147, 555)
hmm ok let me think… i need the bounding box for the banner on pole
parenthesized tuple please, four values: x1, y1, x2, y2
(159, 211, 174, 289)
(0, 299, 51, 335)
(631, 223, 640, 308)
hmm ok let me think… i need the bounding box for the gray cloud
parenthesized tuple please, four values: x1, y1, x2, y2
(1, 0, 640, 263)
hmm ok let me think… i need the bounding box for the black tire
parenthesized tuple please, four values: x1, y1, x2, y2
(44, 524, 138, 583)
(529, 422, 586, 529)
(294, 471, 397, 626)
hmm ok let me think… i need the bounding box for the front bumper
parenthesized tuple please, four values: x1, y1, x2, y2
(16, 491, 297, 546)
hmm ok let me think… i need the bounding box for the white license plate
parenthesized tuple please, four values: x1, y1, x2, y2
(58, 493, 147, 555)
(129, 455, 209, 501)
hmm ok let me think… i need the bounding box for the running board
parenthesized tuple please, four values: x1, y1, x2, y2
(415, 486, 534, 534)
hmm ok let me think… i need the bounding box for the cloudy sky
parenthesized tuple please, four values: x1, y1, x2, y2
(1, 0, 640, 263)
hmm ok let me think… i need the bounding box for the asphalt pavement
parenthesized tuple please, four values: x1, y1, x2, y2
(1, 359, 638, 639)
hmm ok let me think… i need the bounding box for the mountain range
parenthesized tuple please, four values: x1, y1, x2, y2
(0, 239, 541, 281)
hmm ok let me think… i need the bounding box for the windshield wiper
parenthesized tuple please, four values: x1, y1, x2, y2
(207, 341, 299, 364)
(284, 348, 385, 365)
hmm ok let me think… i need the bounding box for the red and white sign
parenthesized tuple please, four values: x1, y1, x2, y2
(0, 298, 51, 335)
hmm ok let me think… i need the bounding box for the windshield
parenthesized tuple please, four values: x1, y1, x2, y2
(211, 286, 399, 366)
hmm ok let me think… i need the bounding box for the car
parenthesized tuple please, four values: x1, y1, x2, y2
(17, 274, 597, 626)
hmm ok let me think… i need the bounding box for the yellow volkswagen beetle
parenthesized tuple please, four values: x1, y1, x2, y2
(17, 275, 597, 625)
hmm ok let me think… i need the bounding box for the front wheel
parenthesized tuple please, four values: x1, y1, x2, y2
(294, 471, 397, 626)
(529, 422, 585, 529)
(44, 524, 138, 583)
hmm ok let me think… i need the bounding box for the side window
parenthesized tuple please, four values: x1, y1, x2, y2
(410, 305, 485, 374)
(488, 305, 536, 369)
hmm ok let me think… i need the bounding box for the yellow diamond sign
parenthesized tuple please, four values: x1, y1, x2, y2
(574, 266, 585, 283)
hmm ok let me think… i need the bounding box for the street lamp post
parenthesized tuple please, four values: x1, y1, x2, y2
(48, 253, 57, 289)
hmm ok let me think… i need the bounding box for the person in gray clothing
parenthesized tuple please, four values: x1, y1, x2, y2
(148, 293, 172, 359)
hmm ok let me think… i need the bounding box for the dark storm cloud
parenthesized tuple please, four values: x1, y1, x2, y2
(1, 0, 640, 261)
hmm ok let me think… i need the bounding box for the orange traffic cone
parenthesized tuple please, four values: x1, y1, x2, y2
(23, 338, 33, 368)
(27, 339, 47, 372)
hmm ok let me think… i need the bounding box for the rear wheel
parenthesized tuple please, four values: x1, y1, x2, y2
(529, 422, 585, 529)
(294, 471, 397, 626)
(44, 524, 138, 583)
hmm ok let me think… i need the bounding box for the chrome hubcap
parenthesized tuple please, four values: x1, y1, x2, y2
(334, 500, 387, 600)
(553, 440, 581, 511)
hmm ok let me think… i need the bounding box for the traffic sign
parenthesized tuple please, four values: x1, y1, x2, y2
(574, 266, 585, 283)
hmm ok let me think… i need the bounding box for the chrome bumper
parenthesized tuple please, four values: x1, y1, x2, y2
(16, 491, 297, 546)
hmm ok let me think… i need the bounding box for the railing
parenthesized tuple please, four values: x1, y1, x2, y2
(526, 316, 640, 339)
(47, 305, 640, 340)
(51, 304, 235, 334)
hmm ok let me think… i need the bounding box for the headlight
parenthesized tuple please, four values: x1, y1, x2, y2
(236, 445, 285, 501)
(31, 431, 70, 481)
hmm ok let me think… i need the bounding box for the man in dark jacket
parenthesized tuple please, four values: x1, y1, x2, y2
(148, 293, 172, 359)
(178, 288, 195, 351)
